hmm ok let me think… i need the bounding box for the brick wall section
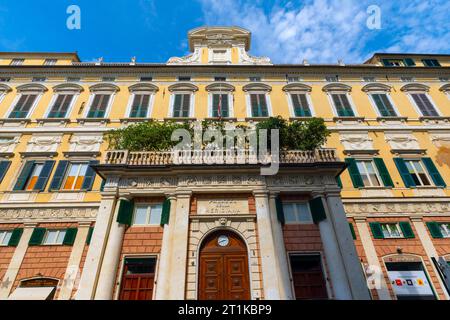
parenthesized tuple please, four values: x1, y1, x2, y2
(112, 225, 164, 298)
(0, 223, 22, 280)
(367, 217, 446, 300)
(12, 222, 77, 299)
(348, 219, 379, 300)
(282, 223, 334, 299)
(423, 217, 450, 258)
(190, 194, 256, 215)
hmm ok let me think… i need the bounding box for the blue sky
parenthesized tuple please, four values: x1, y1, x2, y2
(0, 0, 449, 64)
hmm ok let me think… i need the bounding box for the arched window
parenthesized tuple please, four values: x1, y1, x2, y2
(167, 83, 198, 118)
(322, 83, 357, 117)
(282, 83, 314, 117)
(205, 83, 235, 118)
(242, 83, 272, 118)
(125, 83, 159, 118)
(362, 83, 399, 117)
(44, 83, 84, 119)
(6, 84, 48, 119)
(401, 83, 441, 117)
(84, 83, 120, 119)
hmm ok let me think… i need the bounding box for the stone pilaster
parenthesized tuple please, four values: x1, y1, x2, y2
(75, 195, 117, 300)
(167, 192, 191, 300)
(155, 195, 177, 300)
(58, 222, 91, 300)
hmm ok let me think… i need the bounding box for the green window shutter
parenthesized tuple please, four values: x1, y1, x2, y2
(86, 226, 94, 245)
(345, 158, 364, 188)
(116, 199, 134, 226)
(0, 161, 11, 184)
(309, 197, 327, 224)
(8, 228, 23, 247)
(399, 222, 415, 239)
(29, 228, 46, 246)
(349, 223, 357, 240)
(13, 161, 35, 191)
(422, 158, 446, 188)
(426, 222, 443, 239)
(336, 176, 343, 189)
(394, 158, 416, 188)
(49, 160, 69, 191)
(160, 198, 171, 225)
(404, 58, 416, 67)
(34, 160, 55, 191)
(275, 196, 285, 225)
(81, 160, 100, 191)
(63, 228, 78, 246)
(369, 222, 384, 239)
(373, 158, 394, 187)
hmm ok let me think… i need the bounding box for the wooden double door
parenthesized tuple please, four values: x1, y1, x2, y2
(119, 257, 156, 300)
(199, 231, 251, 300)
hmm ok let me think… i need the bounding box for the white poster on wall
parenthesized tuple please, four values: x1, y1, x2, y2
(387, 271, 434, 297)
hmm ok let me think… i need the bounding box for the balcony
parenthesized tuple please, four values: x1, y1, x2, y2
(103, 149, 340, 166)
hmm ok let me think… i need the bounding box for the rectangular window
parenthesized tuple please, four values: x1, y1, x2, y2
(363, 77, 376, 82)
(423, 59, 441, 67)
(356, 160, 382, 187)
(44, 59, 57, 66)
(178, 76, 191, 81)
(404, 160, 432, 186)
(371, 93, 397, 117)
(331, 94, 355, 117)
(43, 230, 66, 245)
(24, 163, 44, 191)
(381, 223, 403, 238)
(10, 59, 24, 66)
(325, 75, 339, 82)
(383, 59, 404, 67)
(129, 94, 151, 118)
(61, 163, 89, 190)
(172, 94, 191, 117)
(250, 93, 269, 117)
(66, 77, 81, 82)
(132, 204, 163, 226)
(214, 76, 226, 82)
(289, 254, 328, 300)
(439, 224, 450, 238)
(249, 77, 261, 82)
(9, 94, 38, 118)
(32, 77, 47, 83)
(140, 77, 153, 82)
(401, 77, 414, 82)
(102, 77, 115, 82)
(0, 230, 13, 246)
(283, 202, 313, 224)
(211, 94, 230, 118)
(287, 76, 301, 83)
(87, 94, 111, 118)
(290, 94, 312, 117)
(411, 93, 439, 117)
(47, 94, 74, 118)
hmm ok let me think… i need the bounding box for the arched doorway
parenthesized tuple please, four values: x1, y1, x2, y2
(198, 230, 251, 300)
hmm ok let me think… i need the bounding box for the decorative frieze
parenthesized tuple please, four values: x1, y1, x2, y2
(384, 131, 421, 151)
(26, 133, 62, 153)
(0, 206, 98, 222)
(69, 133, 103, 153)
(344, 201, 450, 216)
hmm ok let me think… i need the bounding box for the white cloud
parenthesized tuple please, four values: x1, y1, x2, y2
(198, 0, 450, 63)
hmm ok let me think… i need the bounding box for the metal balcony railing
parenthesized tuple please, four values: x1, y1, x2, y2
(103, 149, 340, 166)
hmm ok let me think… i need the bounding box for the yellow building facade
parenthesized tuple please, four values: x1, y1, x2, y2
(0, 27, 449, 300)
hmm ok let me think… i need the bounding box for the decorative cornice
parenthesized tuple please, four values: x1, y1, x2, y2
(400, 83, 430, 92)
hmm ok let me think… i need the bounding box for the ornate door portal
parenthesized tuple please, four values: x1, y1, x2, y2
(199, 231, 251, 300)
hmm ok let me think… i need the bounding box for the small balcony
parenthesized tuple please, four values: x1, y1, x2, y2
(103, 149, 340, 166)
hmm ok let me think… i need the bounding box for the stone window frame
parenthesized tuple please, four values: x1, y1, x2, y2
(362, 83, 401, 118)
(4, 83, 48, 119)
(205, 82, 235, 118)
(282, 83, 315, 118)
(43, 83, 84, 119)
(124, 83, 159, 119)
(401, 83, 442, 118)
(82, 83, 120, 119)
(243, 83, 273, 119)
(167, 83, 198, 119)
(322, 83, 360, 118)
